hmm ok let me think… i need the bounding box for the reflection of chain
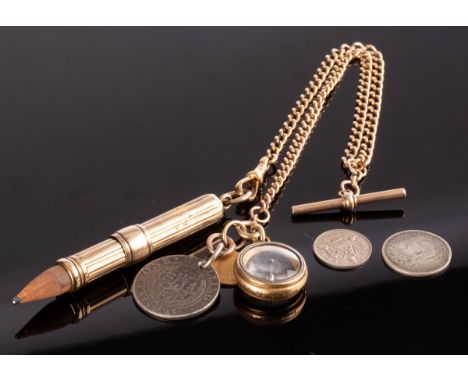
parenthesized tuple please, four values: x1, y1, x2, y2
(211, 42, 384, 257)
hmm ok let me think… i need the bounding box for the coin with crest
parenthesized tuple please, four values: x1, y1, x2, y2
(313, 229, 372, 269)
(132, 255, 220, 320)
(382, 230, 451, 277)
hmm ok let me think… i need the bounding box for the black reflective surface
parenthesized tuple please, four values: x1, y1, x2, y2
(1, 27, 467, 354)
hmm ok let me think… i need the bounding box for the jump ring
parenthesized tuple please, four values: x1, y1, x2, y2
(250, 223, 267, 242)
(249, 206, 270, 225)
(341, 191, 357, 212)
(219, 190, 253, 207)
(199, 243, 224, 269)
(206, 233, 236, 257)
(235, 224, 260, 241)
(219, 192, 234, 209)
(229, 190, 253, 205)
(235, 175, 259, 202)
(340, 180, 360, 196)
(222, 220, 243, 246)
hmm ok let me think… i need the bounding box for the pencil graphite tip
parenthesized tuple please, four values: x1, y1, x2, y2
(13, 265, 73, 304)
(11, 296, 22, 305)
(15, 329, 26, 339)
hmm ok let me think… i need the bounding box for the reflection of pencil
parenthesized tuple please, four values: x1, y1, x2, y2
(15, 269, 132, 339)
(15, 296, 76, 339)
(13, 194, 224, 304)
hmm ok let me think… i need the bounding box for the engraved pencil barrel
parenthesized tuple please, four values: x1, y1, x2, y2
(291, 188, 407, 215)
(57, 194, 224, 291)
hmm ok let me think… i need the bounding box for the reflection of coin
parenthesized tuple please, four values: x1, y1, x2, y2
(382, 230, 452, 277)
(132, 255, 220, 320)
(313, 229, 372, 269)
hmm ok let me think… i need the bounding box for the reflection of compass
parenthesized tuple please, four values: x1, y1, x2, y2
(235, 241, 307, 301)
(234, 289, 307, 326)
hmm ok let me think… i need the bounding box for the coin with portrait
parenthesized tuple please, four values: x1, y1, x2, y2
(382, 230, 451, 277)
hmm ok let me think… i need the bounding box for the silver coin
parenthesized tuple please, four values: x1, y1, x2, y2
(382, 230, 452, 277)
(132, 255, 220, 320)
(313, 229, 372, 269)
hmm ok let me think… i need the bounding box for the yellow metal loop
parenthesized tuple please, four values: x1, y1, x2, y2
(231, 221, 252, 240)
(247, 222, 267, 242)
(199, 243, 224, 269)
(220, 219, 267, 246)
(341, 191, 357, 211)
(235, 223, 264, 242)
(237, 220, 267, 242)
(219, 190, 254, 209)
(219, 191, 234, 209)
(235, 225, 260, 241)
(206, 233, 236, 257)
(249, 205, 271, 225)
(221, 220, 244, 246)
(235, 175, 259, 202)
(340, 180, 360, 196)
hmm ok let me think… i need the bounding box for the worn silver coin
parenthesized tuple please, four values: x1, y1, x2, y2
(313, 229, 372, 269)
(132, 255, 220, 320)
(382, 230, 452, 277)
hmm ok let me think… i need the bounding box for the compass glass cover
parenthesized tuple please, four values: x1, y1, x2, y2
(242, 243, 302, 282)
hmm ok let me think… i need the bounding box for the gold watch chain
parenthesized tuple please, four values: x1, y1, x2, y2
(212, 42, 384, 255)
